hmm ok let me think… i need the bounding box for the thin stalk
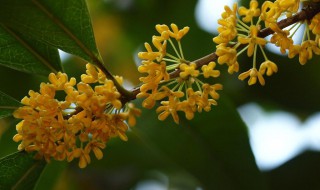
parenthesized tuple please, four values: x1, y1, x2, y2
(168, 39, 182, 59)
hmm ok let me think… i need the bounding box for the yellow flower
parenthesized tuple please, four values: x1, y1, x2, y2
(298, 40, 320, 65)
(152, 37, 167, 61)
(13, 68, 140, 168)
(288, 44, 301, 59)
(185, 88, 202, 107)
(202, 83, 223, 100)
(138, 61, 169, 81)
(177, 100, 195, 120)
(309, 13, 320, 35)
(49, 72, 76, 90)
(154, 86, 185, 101)
(138, 42, 161, 61)
(156, 93, 183, 124)
(259, 60, 278, 76)
(81, 63, 106, 84)
(155, 24, 170, 40)
(238, 25, 267, 57)
(270, 28, 293, 54)
(139, 23, 222, 123)
(227, 62, 239, 74)
(167, 23, 190, 41)
(95, 80, 122, 109)
(260, 1, 282, 26)
(215, 45, 239, 74)
(127, 103, 142, 126)
(238, 68, 265, 86)
(213, 17, 237, 44)
(222, 3, 238, 19)
(278, 0, 300, 13)
(238, 0, 260, 23)
(137, 91, 157, 109)
(213, 3, 238, 44)
(179, 63, 199, 79)
(155, 24, 189, 41)
(201, 62, 220, 78)
(79, 149, 91, 169)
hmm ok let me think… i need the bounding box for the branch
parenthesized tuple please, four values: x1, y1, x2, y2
(127, 2, 320, 101)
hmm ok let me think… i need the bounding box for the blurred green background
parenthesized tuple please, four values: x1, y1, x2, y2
(1, 0, 320, 189)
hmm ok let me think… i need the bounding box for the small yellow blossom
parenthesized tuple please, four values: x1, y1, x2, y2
(168, 23, 190, 41)
(138, 43, 161, 61)
(270, 28, 293, 54)
(238, 25, 267, 57)
(138, 61, 169, 92)
(277, 0, 300, 13)
(138, 23, 222, 123)
(213, 17, 237, 44)
(260, 1, 282, 26)
(215, 45, 239, 74)
(259, 60, 278, 76)
(300, 40, 320, 64)
(156, 92, 184, 124)
(288, 44, 301, 59)
(309, 13, 320, 35)
(13, 64, 140, 168)
(238, 68, 265, 86)
(202, 83, 223, 100)
(201, 62, 220, 78)
(81, 63, 106, 84)
(127, 103, 142, 126)
(179, 63, 199, 79)
(222, 3, 238, 19)
(238, 0, 260, 23)
(152, 37, 167, 61)
(289, 41, 320, 65)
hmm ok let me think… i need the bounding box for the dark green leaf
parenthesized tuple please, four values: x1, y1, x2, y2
(0, 25, 61, 75)
(34, 161, 67, 190)
(129, 96, 266, 189)
(0, 0, 102, 64)
(0, 91, 21, 119)
(0, 151, 46, 190)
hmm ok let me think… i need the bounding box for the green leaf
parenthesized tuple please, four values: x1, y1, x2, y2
(0, 151, 46, 190)
(0, 0, 102, 64)
(0, 25, 61, 75)
(0, 91, 21, 119)
(131, 96, 266, 189)
(34, 161, 68, 190)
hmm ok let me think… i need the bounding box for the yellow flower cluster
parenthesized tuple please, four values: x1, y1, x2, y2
(138, 24, 222, 124)
(213, 0, 320, 85)
(13, 64, 140, 168)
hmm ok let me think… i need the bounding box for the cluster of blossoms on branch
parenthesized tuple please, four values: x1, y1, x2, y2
(13, 64, 140, 168)
(137, 24, 222, 124)
(214, 0, 320, 85)
(11, 0, 320, 168)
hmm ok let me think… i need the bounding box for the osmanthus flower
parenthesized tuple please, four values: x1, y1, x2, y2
(297, 40, 320, 65)
(13, 64, 141, 168)
(238, 0, 261, 23)
(138, 23, 222, 124)
(309, 13, 320, 35)
(213, 0, 320, 85)
(215, 45, 239, 74)
(202, 62, 220, 78)
(214, 0, 270, 85)
(259, 60, 278, 76)
(269, 24, 293, 54)
(287, 17, 320, 65)
(238, 68, 265, 86)
(238, 25, 267, 57)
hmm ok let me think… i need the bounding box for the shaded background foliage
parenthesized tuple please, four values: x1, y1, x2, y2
(0, 0, 320, 189)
